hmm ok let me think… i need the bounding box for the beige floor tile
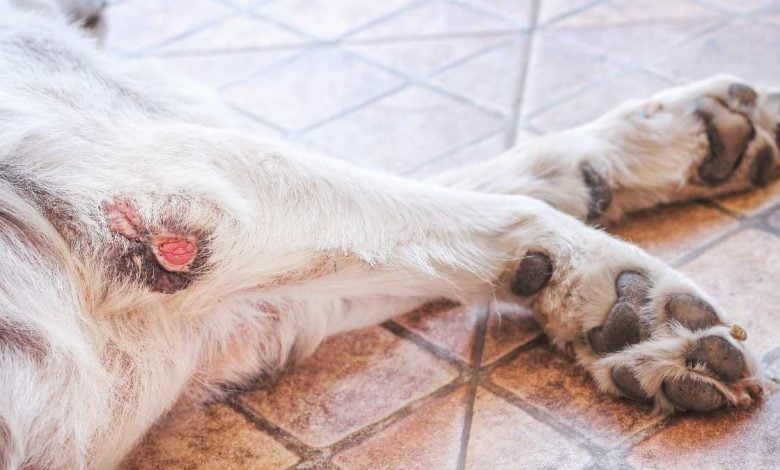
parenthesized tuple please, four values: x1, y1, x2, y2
(156, 14, 306, 54)
(716, 179, 780, 216)
(394, 301, 541, 365)
(768, 204, 780, 232)
(348, 36, 507, 77)
(549, 0, 724, 62)
(465, 387, 592, 469)
(764, 347, 780, 380)
(520, 30, 626, 117)
(223, 48, 403, 130)
(123, 404, 299, 469)
(104, 0, 232, 54)
(431, 37, 529, 114)
(491, 345, 662, 447)
(409, 130, 510, 178)
(651, 20, 780, 89)
(332, 386, 469, 469)
(529, 70, 673, 132)
(301, 86, 503, 174)
(680, 228, 780, 355)
(608, 203, 739, 263)
(153, 50, 296, 89)
(459, 0, 536, 28)
(627, 392, 780, 469)
(348, 0, 516, 40)
(241, 326, 457, 448)
(259, 0, 416, 39)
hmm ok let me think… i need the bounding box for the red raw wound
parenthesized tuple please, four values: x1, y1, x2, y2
(152, 236, 198, 272)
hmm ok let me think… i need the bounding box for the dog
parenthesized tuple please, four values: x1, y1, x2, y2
(0, 0, 775, 467)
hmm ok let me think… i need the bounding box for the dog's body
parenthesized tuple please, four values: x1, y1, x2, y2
(0, 1, 776, 468)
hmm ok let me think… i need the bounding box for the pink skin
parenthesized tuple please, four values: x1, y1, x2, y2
(150, 235, 197, 272)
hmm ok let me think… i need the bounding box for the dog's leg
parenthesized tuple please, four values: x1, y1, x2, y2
(103, 129, 760, 415)
(432, 75, 779, 223)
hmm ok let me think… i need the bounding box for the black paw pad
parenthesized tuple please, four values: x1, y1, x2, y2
(748, 145, 774, 187)
(695, 97, 754, 184)
(587, 271, 650, 354)
(665, 294, 720, 331)
(511, 252, 553, 297)
(611, 366, 651, 402)
(688, 335, 745, 382)
(663, 375, 726, 412)
(580, 162, 612, 220)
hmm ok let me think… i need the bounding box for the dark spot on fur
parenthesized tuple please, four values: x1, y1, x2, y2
(511, 252, 553, 297)
(0, 319, 48, 362)
(728, 83, 758, 107)
(580, 162, 612, 220)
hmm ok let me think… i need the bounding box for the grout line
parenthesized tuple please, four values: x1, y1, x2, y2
(402, 127, 506, 177)
(382, 319, 472, 371)
(506, 0, 540, 147)
(228, 397, 321, 462)
(455, 302, 489, 470)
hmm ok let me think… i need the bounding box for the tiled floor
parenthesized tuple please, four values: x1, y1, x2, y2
(110, 1, 780, 468)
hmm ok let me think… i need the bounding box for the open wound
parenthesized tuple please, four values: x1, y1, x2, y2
(103, 198, 203, 293)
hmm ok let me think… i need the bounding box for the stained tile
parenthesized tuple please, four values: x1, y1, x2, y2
(349, 0, 517, 40)
(680, 229, 780, 355)
(122, 404, 299, 469)
(394, 301, 540, 365)
(716, 179, 780, 216)
(491, 344, 661, 447)
(431, 37, 529, 114)
(154, 50, 295, 89)
(608, 203, 739, 263)
(529, 70, 673, 132)
(348, 36, 506, 78)
(259, 0, 416, 39)
(157, 14, 306, 54)
(466, 388, 592, 469)
(651, 20, 780, 89)
(223, 49, 403, 130)
(409, 130, 510, 178)
(520, 30, 626, 117)
(332, 386, 469, 469)
(241, 326, 457, 448)
(628, 392, 780, 469)
(458, 0, 536, 28)
(301, 86, 504, 174)
(104, 0, 233, 54)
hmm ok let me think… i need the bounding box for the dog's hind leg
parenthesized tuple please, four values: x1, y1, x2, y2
(431, 75, 780, 223)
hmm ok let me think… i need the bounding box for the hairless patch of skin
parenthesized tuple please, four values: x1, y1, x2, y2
(103, 199, 206, 293)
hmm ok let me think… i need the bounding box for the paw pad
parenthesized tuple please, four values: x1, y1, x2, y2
(695, 96, 755, 184)
(587, 271, 649, 354)
(665, 293, 720, 331)
(580, 162, 612, 220)
(511, 252, 553, 297)
(663, 375, 726, 412)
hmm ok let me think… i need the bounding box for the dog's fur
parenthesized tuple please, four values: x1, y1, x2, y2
(0, 1, 776, 468)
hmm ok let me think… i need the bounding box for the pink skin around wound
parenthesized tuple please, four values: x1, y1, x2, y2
(151, 236, 197, 272)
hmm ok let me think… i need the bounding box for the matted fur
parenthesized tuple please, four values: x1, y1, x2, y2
(0, 1, 775, 468)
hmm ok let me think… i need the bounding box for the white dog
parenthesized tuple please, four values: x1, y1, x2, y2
(0, 0, 775, 468)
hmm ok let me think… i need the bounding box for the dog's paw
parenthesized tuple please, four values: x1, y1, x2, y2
(581, 75, 780, 221)
(508, 236, 764, 413)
